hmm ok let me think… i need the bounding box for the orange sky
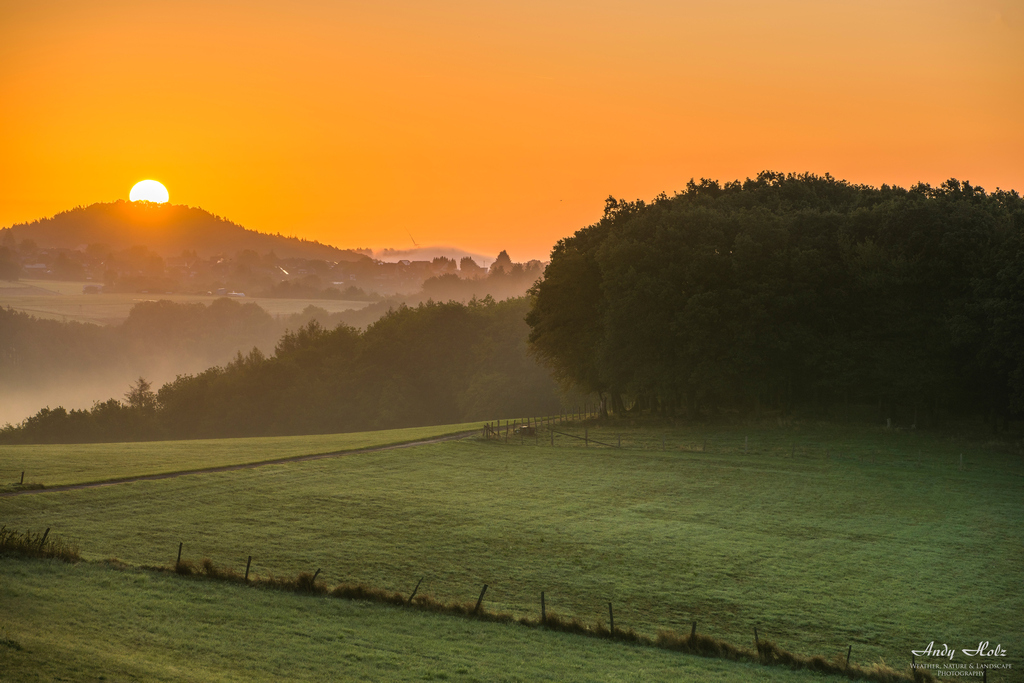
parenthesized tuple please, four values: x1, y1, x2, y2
(2, 0, 1022, 261)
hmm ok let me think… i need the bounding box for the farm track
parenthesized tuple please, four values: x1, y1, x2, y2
(0, 430, 479, 497)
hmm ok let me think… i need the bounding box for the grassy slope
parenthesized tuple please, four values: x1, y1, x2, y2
(1, 422, 1021, 677)
(0, 423, 484, 488)
(0, 556, 829, 683)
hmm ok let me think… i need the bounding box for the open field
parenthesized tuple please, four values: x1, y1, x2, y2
(0, 423, 485, 488)
(0, 279, 368, 325)
(2, 421, 1021, 679)
(0, 556, 841, 683)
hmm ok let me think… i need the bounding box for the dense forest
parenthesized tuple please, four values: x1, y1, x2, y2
(527, 172, 1024, 427)
(1, 297, 562, 443)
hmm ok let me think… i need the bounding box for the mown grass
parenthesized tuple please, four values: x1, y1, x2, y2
(1, 421, 1021, 678)
(0, 422, 485, 488)
(0, 555, 838, 683)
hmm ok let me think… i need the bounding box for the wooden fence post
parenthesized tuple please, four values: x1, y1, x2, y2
(245, 555, 252, 581)
(691, 621, 697, 637)
(408, 577, 423, 605)
(608, 602, 614, 634)
(474, 584, 488, 614)
(846, 645, 852, 669)
(20, 471, 24, 484)
(176, 541, 183, 566)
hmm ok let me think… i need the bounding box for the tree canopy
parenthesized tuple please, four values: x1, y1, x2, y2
(527, 172, 1024, 424)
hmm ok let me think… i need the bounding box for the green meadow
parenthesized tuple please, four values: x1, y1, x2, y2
(0, 422, 484, 488)
(0, 556, 839, 683)
(2, 421, 1022, 680)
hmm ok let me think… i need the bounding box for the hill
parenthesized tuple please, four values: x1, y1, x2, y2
(0, 200, 366, 261)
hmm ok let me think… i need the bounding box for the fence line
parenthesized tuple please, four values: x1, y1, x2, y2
(478, 417, 1023, 478)
(150, 545, 931, 683)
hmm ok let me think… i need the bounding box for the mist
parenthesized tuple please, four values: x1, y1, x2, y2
(0, 301, 281, 426)
(1, 257, 551, 426)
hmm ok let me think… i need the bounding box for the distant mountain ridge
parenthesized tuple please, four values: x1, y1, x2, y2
(1, 201, 365, 261)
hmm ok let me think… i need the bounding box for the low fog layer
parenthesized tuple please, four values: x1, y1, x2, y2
(3, 297, 570, 442)
(3, 367, 208, 428)
(1, 299, 279, 425)
(1, 256, 547, 425)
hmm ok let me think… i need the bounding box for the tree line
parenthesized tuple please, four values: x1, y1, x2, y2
(527, 172, 1024, 427)
(1, 298, 284, 392)
(2, 297, 562, 443)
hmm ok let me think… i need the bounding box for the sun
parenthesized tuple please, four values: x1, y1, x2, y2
(129, 179, 169, 203)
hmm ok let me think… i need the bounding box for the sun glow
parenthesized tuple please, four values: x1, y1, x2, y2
(129, 179, 169, 203)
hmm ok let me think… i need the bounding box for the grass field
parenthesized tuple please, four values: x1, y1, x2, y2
(0, 556, 842, 683)
(2, 421, 1021, 680)
(0, 279, 368, 325)
(0, 422, 485, 488)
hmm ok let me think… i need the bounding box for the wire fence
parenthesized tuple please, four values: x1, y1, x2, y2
(480, 413, 1024, 480)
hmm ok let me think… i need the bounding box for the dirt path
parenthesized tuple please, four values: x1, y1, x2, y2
(0, 430, 479, 497)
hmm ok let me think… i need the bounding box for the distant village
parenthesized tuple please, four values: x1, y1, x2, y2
(0, 233, 544, 300)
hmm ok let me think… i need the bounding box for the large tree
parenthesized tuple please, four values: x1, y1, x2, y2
(527, 172, 1024, 422)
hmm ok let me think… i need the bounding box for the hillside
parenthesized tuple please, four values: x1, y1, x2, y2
(3, 421, 1018, 681)
(0, 200, 366, 261)
(0, 557, 830, 683)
